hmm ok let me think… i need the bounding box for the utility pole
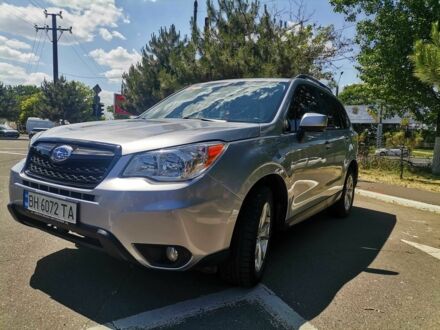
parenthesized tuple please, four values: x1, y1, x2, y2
(35, 10, 72, 83)
(336, 71, 344, 97)
(376, 102, 384, 149)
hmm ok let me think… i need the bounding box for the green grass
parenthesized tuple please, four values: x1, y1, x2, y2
(412, 149, 434, 158)
(360, 168, 440, 193)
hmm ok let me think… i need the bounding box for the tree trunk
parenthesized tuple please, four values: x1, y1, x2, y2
(433, 111, 440, 175)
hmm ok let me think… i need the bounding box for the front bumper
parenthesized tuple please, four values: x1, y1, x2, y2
(8, 158, 242, 270)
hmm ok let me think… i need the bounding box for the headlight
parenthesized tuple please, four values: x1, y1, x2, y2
(123, 142, 226, 181)
(29, 132, 42, 149)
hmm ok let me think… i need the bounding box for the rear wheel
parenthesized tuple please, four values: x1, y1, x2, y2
(330, 170, 355, 218)
(219, 186, 273, 287)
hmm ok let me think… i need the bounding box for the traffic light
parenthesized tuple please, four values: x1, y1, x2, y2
(97, 102, 104, 118)
(92, 101, 104, 119)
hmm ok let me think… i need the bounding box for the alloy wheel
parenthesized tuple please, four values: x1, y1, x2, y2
(255, 202, 271, 272)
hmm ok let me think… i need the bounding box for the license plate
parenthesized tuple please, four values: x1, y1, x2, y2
(23, 191, 78, 224)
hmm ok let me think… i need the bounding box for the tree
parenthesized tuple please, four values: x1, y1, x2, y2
(38, 77, 94, 123)
(0, 83, 18, 121)
(410, 22, 440, 173)
(0, 83, 41, 123)
(123, 0, 349, 115)
(338, 83, 375, 105)
(19, 92, 43, 125)
(330, 0, 440, 174)
(411, 22, 440, 88)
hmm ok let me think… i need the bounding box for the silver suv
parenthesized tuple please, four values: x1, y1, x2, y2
(8, 75, 357, 286)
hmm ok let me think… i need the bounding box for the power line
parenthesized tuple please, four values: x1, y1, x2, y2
(34, 34, 47, 73)
(61, 72, 108, 80)
(28, 30, 43, 74)
(26, 30, 38, 74)
(28, 0, 43, 9)
(65, 34, 102, 77)
(2, 5, 35, 26)
(71, 34, 107, 75)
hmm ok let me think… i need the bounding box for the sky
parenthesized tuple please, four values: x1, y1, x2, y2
(0, 0, 360, 108)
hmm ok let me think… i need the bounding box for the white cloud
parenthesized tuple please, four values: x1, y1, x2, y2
(0, 62, 49, 85)
(89, 47, 141, 82)
(0, 36, 31, 50)
(0, 35, 38, 63)
(99, 28, 126, 41)
(0, 2, 129, 44)
(0, 4, 46, 41)
(0, 45, 39, 63)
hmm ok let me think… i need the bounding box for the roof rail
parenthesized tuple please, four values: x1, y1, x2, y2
(295, 74, 333, 94)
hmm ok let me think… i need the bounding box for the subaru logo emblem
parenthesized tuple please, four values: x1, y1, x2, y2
(51, 145, 73, 163)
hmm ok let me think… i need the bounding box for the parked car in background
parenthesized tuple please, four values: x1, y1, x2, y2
(28, 128, 49, 139)
(0, 125, 19, 139)
(375, 147, 409, 157)
(25, 117, 55, 134)
(9, 75, 358, 287)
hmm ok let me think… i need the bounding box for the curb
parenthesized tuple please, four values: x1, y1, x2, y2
(355, 189, 440, 214)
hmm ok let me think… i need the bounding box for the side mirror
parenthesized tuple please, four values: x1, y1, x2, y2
(299, 113, 327, 132)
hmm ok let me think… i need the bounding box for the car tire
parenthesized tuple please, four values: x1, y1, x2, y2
(219, 186, 274, 287)
(330, 170, 356, 218)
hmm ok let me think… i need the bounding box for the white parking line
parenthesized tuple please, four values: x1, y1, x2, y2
(88, 284, 316, 330)
(0, 151, 27, 156)
(401, 239, 440, 261)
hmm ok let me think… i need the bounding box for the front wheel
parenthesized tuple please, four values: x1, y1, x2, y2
(219, 186, 273, 287)
(330, 170, 355, 218)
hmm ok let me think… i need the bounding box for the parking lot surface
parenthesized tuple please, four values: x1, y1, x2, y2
(1, 139, 439, 329)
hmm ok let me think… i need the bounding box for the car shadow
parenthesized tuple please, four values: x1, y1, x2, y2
(264, 205, 397, 320)
(29, 205, 396, 325)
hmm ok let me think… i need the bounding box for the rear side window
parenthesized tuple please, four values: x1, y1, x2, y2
(286, 84, 320, 131)
(338, 103, 351, 128)
(319, 93, 343, 130)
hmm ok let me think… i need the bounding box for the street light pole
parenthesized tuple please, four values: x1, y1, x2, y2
(336, 71, 344, 97)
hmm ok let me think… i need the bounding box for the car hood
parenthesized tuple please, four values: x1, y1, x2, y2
(36, 119, 260, 154)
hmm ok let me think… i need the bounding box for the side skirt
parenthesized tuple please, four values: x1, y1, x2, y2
(285, 191, 342, 227)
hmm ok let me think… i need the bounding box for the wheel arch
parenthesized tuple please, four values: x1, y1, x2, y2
(236, 173, 289, 234)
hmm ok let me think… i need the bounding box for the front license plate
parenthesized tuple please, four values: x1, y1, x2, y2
(23, 191, 78, 224)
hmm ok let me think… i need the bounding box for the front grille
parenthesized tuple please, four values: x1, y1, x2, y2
(25, 141, 119, 189)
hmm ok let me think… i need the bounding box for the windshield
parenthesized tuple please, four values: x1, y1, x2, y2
(139, 80, 289, 123)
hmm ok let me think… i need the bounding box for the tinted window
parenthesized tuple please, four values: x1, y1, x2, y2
(321, 93, 343, 129)
(338, 103, 351, 128)
(140, 81, 289, 123)
(286, 84, 320, 131)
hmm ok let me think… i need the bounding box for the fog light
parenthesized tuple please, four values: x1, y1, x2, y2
(166, 247, 179, 262)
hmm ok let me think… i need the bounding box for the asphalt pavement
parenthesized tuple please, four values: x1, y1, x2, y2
(1, 138, 440, 329)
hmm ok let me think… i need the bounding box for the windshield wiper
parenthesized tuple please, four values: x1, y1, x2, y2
(182, 116, 227, 122)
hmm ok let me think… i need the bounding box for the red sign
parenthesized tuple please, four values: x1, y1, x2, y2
(114, 94, 133, 116)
